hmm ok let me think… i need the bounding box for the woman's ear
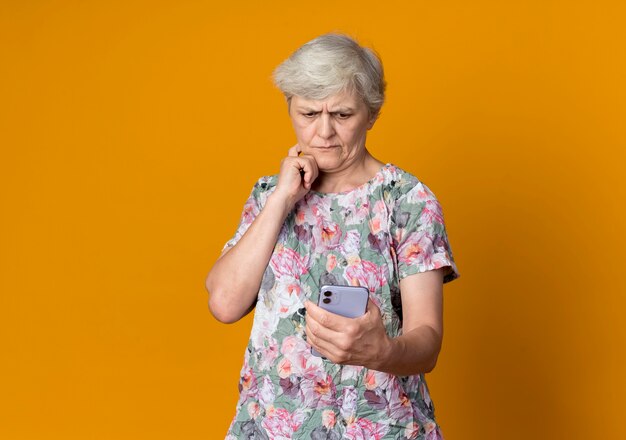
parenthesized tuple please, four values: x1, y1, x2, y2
(367, 112, 379, 130)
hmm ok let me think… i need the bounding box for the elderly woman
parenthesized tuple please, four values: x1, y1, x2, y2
(206, 33, 459, 439)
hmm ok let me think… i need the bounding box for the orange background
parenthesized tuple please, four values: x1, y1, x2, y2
(1, 1, 625, 438)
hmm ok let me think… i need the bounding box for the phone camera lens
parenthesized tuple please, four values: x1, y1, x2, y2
(323, 291, 332, 297)
(322, 298, 331, 304)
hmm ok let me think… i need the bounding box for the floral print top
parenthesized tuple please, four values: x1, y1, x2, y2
(223, 164, 459, 440)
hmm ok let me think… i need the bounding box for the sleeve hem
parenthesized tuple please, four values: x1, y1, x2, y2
(398, 257, 460, 284)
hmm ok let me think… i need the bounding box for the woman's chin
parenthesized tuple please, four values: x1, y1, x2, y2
(308, 152, 345, 172)
(314, 159, 343, 173)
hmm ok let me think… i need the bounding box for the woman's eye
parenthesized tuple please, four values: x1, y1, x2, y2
(303, 113, 316, 118)
(337, 113, 351, 119)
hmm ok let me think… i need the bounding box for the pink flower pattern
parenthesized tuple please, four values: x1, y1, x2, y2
(262, 407, 306, 439)
(225, 164, 458, 438)
(345, 418, 390, 440)
(344, 259, 387, 292)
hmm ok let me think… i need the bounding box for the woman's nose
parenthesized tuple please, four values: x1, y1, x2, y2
(317, 114, 336, 139)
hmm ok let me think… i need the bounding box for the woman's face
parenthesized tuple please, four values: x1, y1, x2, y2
(289, 90, 376, 172)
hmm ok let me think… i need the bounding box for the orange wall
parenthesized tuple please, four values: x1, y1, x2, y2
(1, 1, 624, 438)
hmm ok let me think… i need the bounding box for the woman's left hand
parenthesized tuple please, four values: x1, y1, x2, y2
(304, 299, 391, 369)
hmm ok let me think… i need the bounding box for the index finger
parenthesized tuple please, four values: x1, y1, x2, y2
(305, 300, 353, 331)
(287, 144, 301, 157)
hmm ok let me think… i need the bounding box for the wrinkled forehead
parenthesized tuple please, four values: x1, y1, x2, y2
(290, 90, 366, 111)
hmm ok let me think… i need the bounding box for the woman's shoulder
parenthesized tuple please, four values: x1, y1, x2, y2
(380, 163, 419, 186)
(379, 164, 438, 202)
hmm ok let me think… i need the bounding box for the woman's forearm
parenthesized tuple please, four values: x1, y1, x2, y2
(376, 325, 442, 376)
(206, 193, 291, 323)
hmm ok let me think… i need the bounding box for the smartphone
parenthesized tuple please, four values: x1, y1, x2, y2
(311, 285, 369, 357)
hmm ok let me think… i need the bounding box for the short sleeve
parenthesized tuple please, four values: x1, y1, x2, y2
(390, 181, 459, 283)
(222, 177, 273, 252)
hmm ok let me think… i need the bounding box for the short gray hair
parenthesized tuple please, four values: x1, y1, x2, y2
(273, 33, 386, 118)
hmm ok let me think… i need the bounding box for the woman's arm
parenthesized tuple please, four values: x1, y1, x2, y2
(304, 268, 445, 375)
(377, 268, 444, 375)
(206, 194, 291, 323)
(206, 146, 318, 324)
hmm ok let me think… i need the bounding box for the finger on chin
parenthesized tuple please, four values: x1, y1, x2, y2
(288, 144, 300, 157)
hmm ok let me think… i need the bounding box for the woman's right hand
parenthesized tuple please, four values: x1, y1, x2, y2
(273, 145, 319, 210)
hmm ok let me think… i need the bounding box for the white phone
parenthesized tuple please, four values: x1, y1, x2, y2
(311, 285, 369, 357)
